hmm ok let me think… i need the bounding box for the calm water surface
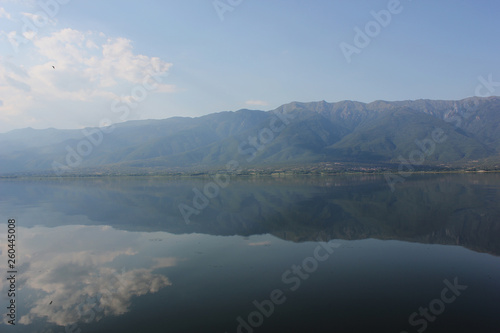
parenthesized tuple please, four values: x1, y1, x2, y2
(0, 174, 499, 332)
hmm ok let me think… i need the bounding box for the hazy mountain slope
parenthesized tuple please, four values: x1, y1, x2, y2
(327, 108, 494, 163)
(375, 97, 500, 148)
(1, 97, 499, 175)
(0, 128, 86, 154)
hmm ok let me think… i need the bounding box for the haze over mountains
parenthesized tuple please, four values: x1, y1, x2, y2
(1, 96, 500, 175)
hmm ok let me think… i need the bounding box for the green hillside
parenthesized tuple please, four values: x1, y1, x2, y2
(1, 97, 499, 175)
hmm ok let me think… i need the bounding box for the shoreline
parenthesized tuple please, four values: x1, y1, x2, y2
(1, 168, 499, 180)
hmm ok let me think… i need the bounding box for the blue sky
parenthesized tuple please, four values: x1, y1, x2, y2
(0, 0, 499, 132)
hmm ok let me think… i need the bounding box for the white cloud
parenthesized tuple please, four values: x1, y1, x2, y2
(0, 28, 175, 131)
(21, 12, 57, 39)
(0, 7, 12, 20)
(245, 99, 269, 106)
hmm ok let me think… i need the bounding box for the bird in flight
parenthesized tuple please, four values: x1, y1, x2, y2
(52, 66, 55, 69)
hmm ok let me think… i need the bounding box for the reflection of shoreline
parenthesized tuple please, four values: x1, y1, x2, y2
(1, 172, 499, 189)
(1, 167, 500, 180)
(272, 228, 500, 257)
(1, 174, 499, 256)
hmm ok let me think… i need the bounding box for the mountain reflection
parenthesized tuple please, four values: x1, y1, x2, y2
(1, 173, 500, 256)
(1, 174, 499, 332)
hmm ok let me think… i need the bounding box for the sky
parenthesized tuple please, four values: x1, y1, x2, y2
(0, 0, 499, 133)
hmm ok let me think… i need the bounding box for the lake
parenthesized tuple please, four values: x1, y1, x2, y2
(0, 173, 499, 332)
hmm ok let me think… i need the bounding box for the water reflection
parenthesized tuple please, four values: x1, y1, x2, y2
(0, 225, 175, 329)
(0, 174, 499, 332)
(1, 173, 499, 254)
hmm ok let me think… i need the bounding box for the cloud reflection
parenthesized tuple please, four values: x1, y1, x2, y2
(0, 225, 175, 327)
(248, 241, 271, 246)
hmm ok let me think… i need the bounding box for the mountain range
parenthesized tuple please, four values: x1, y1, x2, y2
(1, 96, 500, 175)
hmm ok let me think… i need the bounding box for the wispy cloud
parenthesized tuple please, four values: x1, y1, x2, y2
(0, 7, 12, 20)
(245, 99, 269, 106)
(5, 75, 31, 92)
(0, 28, 175, 131)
